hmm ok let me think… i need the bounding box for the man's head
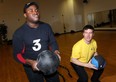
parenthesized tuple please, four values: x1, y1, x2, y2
(82, 25, 95, 44)
(23, 2, 40, 24)
(82, 25, 94, 33)
(23, 2, 39, 13)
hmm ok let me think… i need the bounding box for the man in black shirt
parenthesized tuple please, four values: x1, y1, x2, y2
(13, 2, 60, 82)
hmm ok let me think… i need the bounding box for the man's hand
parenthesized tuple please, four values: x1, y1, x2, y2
(86, 61, 98, 70)
(54, 50, 61, 61)
(25, 59, 39, 71)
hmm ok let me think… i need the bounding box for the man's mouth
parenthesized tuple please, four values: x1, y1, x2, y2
(33, 15, 39, 18)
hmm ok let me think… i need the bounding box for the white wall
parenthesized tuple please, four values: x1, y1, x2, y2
(0, 0, 30, 40)
(83, 0, 116, 25)
(1, 0, 116, 40)
(0, 0, 84, 40)
(39, 0, 84, 33)
(73, 0, 84, 31)
(94, 10, 109, 26)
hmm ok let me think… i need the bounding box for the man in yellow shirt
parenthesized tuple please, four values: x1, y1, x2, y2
(70, 25, 104, 82)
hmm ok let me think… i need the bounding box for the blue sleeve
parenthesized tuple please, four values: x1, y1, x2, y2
(12, 29, 25, 63)
(47, 24, 59, 52)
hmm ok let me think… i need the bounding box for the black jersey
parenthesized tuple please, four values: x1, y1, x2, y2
(13, 21, 59, 63)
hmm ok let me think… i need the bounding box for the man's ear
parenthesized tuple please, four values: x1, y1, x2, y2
(24, 13, 27, 18)
(83, 32, 84, 36)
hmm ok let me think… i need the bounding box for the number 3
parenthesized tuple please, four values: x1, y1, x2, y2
(32, 39, 41, 51)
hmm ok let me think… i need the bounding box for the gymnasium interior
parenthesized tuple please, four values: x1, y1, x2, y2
(0, 0, 116, 82)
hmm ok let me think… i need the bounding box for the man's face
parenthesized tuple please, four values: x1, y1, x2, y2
(83, 29, 94, 43)
(24, 5, 39, 23)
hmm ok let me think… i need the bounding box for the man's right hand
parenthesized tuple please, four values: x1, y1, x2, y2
(25, 59, 39, 71)
(87, 61, 98, 70)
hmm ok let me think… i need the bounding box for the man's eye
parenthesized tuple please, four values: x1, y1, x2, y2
(27, 10, 33, 13)
(27, 9, 38, 13)
(35, 9, 38, 12)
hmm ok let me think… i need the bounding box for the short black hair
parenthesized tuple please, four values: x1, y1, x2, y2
(82, 25, 94, 32)
(23, 2, 39, 13)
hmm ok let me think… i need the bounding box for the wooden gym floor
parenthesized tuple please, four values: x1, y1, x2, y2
(0, 30, 116, 82)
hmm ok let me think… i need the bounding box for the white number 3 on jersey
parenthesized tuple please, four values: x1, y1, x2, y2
(32, 39, 41, 51)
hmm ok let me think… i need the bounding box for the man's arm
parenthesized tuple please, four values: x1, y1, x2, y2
(13, 31, 26, 64)
(71, 58, 97, 70)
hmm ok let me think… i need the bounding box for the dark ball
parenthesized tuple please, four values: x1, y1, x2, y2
(91, 55, 106, 69)
(37, 50, 60, 75)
